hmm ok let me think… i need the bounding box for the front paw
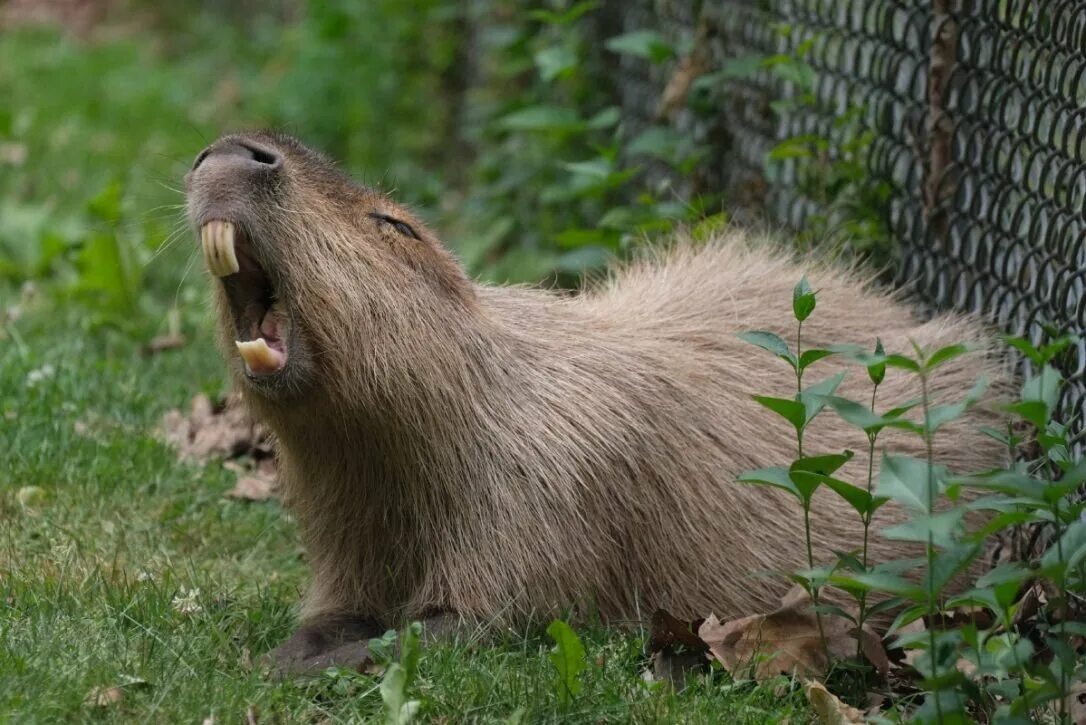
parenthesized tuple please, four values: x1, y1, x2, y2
(271, 638, 374, 676)
(267, 613, 383, 676)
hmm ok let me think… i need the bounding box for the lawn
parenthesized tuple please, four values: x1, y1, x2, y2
(0, 310, 813, 722)
(0, 18, 810, 725)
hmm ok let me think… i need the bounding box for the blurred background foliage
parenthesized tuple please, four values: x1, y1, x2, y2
(0, 0, 732, 339)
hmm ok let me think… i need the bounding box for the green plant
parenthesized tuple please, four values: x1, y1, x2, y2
(454, 5, 721, 283)
(761, 28, 893, 264)
(737, 278, 846, 659)
(738, 280, 1086, 722)
(380, 621, 424, 725)
(546, 619, 587, 708)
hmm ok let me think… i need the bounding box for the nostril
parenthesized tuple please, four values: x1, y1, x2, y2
(191, 141, 282, 172)
(242, 143, 280, 167)
(192, 147, 213, 171)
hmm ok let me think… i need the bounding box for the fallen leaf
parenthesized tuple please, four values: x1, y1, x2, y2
(84, 686, 124, 707)
(162, 393, 279, 500)
(646, 609, 709, 687)
(16, 486, 46, 507)
(698, 587, 888, 680)
(228, 472, 277, 502)
(162, 393, 271, 462)
(1067, 681, 1086, 725)
(246, 705, 259, 725)
(144, 333, 187, 355)
(805, 680, 866, 725)
(82, 676, 148, 708)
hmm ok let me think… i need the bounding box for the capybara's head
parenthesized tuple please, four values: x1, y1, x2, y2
(184, 132, 473, 402)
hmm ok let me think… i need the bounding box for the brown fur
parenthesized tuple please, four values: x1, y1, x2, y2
(185, 132, 1010, 635)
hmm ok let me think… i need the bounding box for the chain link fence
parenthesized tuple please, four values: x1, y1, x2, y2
(610, 0, 1086, 457)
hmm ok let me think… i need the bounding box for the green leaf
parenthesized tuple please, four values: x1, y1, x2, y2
(380, 622, 424, 725)
(1021, 364, 1062, 421)
(822, 476, 882, 516)
(528, 0, 600, 25)
(868, 338, 886, 385)
(535, 45, 578, 82)
(924, 343, 970, 371)
(883, 508, 967, 549)
(830, 571, 925, 601)
(884, 354, 920, 372)
(547, 620, 586, 706)
(825, 396, 889, 433)
(925, 377, 987, 433)
(498, 105, 584, 133)
(737, 466, 801, 502)
(925, 542, 982, 593)
(752, 395, 806, 432)
(1040, 520, 1086, 575)
(798, 348, 834, 370)
(626, 127, 685, 162)
(791, 451, 854, 476)
(955, 470, 1047, 501)
(800, 372, 846, 425)
(586, 106, 621, 129)
(717, 55, 764, 80)
(380, 664, 419, 725)
(737, 330, 793, 365)
(876, 454, 947, 512)
(1002, 400, 1049, 430)
(1043, 459, 1086, 503)
(792, 276, 815, 321)
(974, 562, 1033, 590)
(786, 470, 823, 504)
(604, 30, 674, 63)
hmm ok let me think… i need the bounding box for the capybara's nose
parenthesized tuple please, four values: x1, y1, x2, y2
(191, 140, 282, 173)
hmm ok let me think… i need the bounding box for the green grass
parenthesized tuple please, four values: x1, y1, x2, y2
(0, 309, 811, 722)
(0, 19, 811, 724)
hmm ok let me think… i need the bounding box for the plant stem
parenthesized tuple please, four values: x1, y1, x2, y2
(919, 367, 944, 724)
(1052, 495, 1069, 724)
(856, 383, 879, 663)
(797, 320, 804, 458)
(794, 318, 827, 660)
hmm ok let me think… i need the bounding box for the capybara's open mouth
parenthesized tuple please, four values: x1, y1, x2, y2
(199, 219, 289, 377)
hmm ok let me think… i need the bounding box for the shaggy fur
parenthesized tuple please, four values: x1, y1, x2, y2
(185, 132, 1009, 639)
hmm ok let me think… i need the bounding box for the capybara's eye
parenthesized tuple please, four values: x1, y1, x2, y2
(368, 212, 421, 241)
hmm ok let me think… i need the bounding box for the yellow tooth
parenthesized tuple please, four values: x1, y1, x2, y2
(200, 221, 239, 277)
(218, 221, 240, 275)
(235, 339, 281, 373)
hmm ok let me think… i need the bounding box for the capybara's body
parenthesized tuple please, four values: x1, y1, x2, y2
(185, 132, 1008, 665)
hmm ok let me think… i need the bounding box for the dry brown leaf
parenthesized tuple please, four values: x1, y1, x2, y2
(228, 472, 277, 502)
(83, 677, 147, 708)
(1067, 682, 1086, 725)
(646, 608, 709, 687)
(162, 393, 271, 462)
(162, 393, 279, 500)
(144, 333, 187, 355)
(805, 680, 866, 725)
(84, 686, 124, 707)
(698, 586, 888, 680)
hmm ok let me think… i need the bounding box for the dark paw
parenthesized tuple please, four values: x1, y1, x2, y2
(267, 613, 383, 677)
(271, 638, 374, 676)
